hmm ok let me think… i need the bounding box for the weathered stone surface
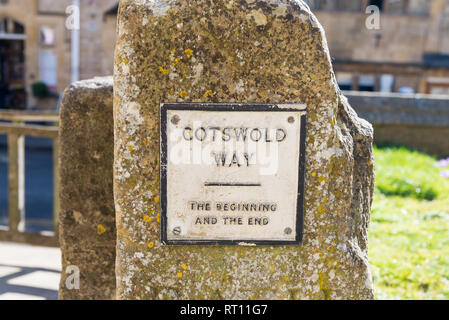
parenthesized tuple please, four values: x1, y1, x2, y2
(114, 0, 375, 300)
(59, 77, 116, 300)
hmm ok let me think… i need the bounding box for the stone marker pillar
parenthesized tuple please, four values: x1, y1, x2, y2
(59, 77, 116, 300)
(114, 0, 375, 300)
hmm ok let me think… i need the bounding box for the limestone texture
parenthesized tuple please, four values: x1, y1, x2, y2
(114, 0, 375, 300)
(59, 77, 116, 300)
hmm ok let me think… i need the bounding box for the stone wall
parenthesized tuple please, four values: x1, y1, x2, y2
(346, 91, 449, 157)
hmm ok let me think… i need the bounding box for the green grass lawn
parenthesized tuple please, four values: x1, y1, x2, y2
(369, 145, 449, 300)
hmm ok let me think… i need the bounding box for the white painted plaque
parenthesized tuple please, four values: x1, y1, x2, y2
(160, 103, 307, 245)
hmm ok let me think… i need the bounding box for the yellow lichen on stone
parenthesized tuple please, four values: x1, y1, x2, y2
(179, 90, 187, 98)
(97, 224, 106, 235)
(147, 241, 154, 249)
(143, 215, 152, 222)
(159, 66, 169, 75)
(317, 176, 328, 183)
(203, 90, 213, 98)
(184, 49, 193, 58)
(181, 264, 188, 270)
(177, 272, 183, 279)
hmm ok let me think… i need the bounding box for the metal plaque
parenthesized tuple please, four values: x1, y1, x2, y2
(160, 103, 307, 245)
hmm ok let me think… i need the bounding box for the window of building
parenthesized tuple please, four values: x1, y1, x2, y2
(380, 74, 395, 92)
(426, 77, 449, 95)
(308, 0, 428, 15)
(0, 17, 25, 35)
(0, 18, 26, 109)
(369, 0, 385, 11)
(39, 49, 58, 90)
(336, 72, 353, 91)
(306, 0, 336, 11)
(387, 0, 408, 14)
(40, 27, 56, 46)
(336, 0, 362, 12)
(306, 0, 362, 11)
(303, 0, 318, 10)
(0, 18, 7, 34)
(359, 75, 376, 92)
(407, 0, 429, 15)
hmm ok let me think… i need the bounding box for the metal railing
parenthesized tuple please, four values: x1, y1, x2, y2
(0, 110, 59, 246)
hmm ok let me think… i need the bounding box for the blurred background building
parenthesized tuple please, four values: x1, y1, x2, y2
(307, 0, 449, 95)
(0, 0, 117, 110)
(1, 0, 449, 111)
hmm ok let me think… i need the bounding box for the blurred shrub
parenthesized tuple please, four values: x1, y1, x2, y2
(377, 177, 437, 200)
(31, 82, 50, 98)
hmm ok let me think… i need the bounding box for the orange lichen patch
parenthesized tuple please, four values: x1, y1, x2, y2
(154, 196, 160, 203)
(179, 90, 187, 98)
(97, 224, 106, 235)
(157, 213, 161, 223)
(284, 276, 290, 281)
(147, 241, 154, 249)
(143, 215, 152, 222)
(177, 272, 183, 278)
(184, 49, 193, 58)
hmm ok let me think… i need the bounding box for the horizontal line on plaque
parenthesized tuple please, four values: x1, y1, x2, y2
(204, 182, 262, 187)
